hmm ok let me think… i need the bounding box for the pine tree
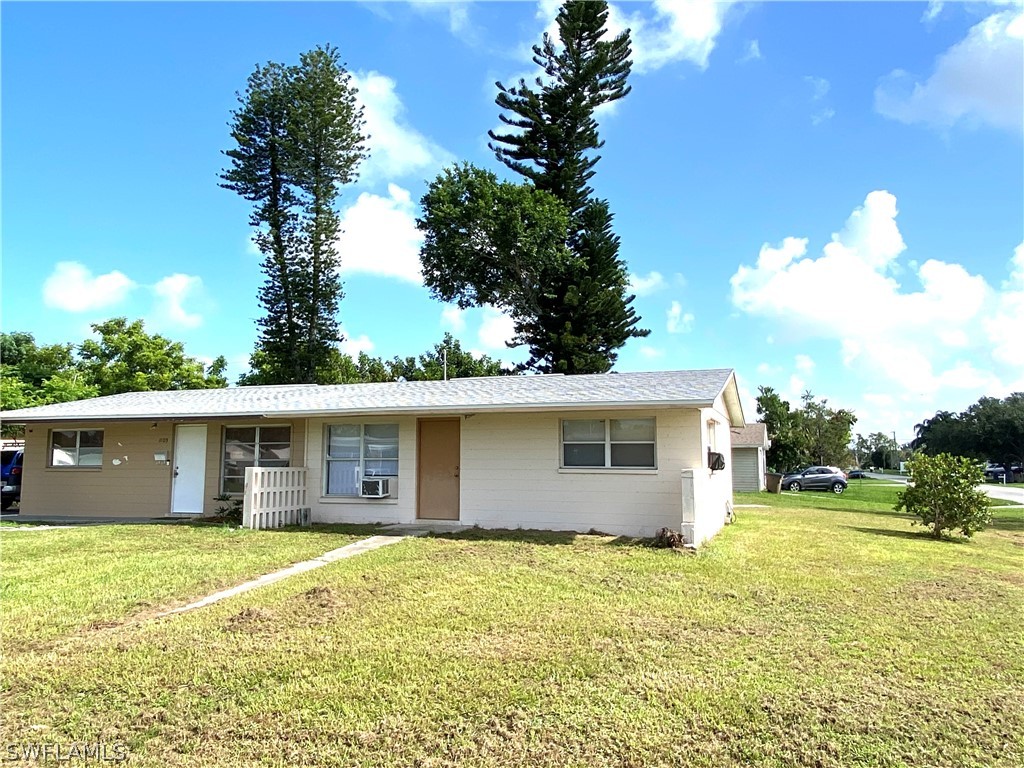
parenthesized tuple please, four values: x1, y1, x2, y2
(221, 47, 366, 384)
(487, 0, 647, 372)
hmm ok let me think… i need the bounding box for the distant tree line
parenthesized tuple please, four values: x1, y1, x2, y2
(756, 386, 857, 471)
(1, 321, 508, 435)
(0, 319, 228, 435)
(913, 394, 1024, 479)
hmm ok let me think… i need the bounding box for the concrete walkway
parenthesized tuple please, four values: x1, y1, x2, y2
(157, 534, 416, 618)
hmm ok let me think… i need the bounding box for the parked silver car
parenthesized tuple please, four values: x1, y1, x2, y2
(782, 466, 848, 494)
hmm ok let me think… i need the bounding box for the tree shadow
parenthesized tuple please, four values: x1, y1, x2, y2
(843, 525, 969, 543)
(427, 527, 580, 546)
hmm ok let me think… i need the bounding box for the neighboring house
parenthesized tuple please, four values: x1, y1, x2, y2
(0, 369, 744, 544)
(730, 423, 770, 492)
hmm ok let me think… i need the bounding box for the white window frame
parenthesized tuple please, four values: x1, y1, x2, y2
(707, 419, 718, 452)
(560, 418, 657, 470)
(48, 429, 104, 468)
(221, 424, 292, 494)
(323, 423, 400, 497)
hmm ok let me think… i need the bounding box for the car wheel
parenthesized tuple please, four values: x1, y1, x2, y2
(788, 481, 801, 492)
(831, 482, 845, 494)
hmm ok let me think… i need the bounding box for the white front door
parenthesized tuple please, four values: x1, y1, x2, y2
(171, 425, 207, 515)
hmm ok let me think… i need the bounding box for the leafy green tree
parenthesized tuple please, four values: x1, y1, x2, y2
(78, 318, 227, 396)
(418, 163, 574, 352)
(757, 387, 857, 470)
(756, 386, 801, 471)
(396, 334, 506, 381)
(913, 394, 1024, 479)
(481, 0, 647, 372)
(222, 46, 366, 384)
(895, 453, 991, 539)
(793, 392, 856, 468)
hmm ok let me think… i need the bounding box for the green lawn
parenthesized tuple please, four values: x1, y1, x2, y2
(742, 480, 1020, 510)
(0, 523, 382, 647)
(1, 505, 1021, 768)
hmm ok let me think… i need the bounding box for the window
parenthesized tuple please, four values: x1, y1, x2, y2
(707, 419, 718, 452)
(50, 429, 104, 467)
(325, 423, 399, 496)
(222, 425, 291, 494)
(561, 418, 656, 469)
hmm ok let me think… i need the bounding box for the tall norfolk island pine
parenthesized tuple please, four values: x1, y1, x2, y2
(418, 0, 647, 375)
(221, 46, 367, 384)
(489, 0, 647, 373)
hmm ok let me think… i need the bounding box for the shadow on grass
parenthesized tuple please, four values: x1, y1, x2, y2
(988, 513, 1024, 531)
(843, 525, 973, 544)
(428, 527, 579, 546)
(426, 527, 657, 549)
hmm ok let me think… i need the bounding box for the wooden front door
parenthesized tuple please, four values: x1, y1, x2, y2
(417, 418, 460, 520)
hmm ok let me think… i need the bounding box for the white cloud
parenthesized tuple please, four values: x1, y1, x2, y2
(794, 354, 815, 375)
(982, 242, 1024, 367)
(352, 71, 454, 183)
(42, 261, 136, 312)
(730, 190, 1023, 412)
(666, 301, 694, 334)
(409, 1, 478, 43)
(738, 39, 761, 64)
(478, 306, 517, 350)
(804, 75, 830, 101)
(440, 305, 467, 333)
(875, 8, 1024, 133)
(628, 271, 667, 296)
(922, 1, 944, 24)
(527, 0, 733, 79)
(804, 75, 834, 124)
(336, 184, 424, 284)
(811, 107, 835, 126)
(639, 345, 665, 359)
(339, 332, 374, 361)
(606, 0, 735, 73)
(152, 274, 204, 329)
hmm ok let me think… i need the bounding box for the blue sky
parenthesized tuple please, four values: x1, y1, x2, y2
(3, 1, 1022, 441)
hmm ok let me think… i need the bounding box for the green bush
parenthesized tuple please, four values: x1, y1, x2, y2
(213, 493, 243, 526)
(895, 453, 991, 539)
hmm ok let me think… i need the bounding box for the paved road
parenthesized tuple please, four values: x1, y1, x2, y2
(865, 472, 1024, 505)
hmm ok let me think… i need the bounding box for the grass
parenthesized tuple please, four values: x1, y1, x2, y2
(0, 522, 383, 646)
(1, 506, 1022, 767)
(743, 480, 1020, 510)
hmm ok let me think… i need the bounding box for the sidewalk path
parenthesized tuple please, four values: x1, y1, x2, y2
(157, 534, 416, 618)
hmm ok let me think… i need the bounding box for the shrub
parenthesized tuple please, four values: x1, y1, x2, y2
(895, 453, 990, 539)
(213, 493, 244, 526)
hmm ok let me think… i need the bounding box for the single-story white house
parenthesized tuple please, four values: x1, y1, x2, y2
(730, 423, 770, 492)
(0, 369, 744, 544)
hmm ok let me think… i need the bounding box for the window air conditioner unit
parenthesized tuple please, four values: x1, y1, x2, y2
(360, 477, 391, 498)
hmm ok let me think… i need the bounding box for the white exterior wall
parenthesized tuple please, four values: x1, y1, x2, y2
(693, 394, 736, 545)
(458, 408, 702, 537)
(303, 405, 736, 542)
(305, 415, 419, 525)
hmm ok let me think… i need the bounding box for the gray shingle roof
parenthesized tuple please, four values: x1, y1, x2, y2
(1, 369, 741, 423)
(730, 422, 769, 447)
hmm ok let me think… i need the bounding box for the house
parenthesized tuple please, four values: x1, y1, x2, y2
(0, 369, 744, 544)
(730, 423, 770, 492)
